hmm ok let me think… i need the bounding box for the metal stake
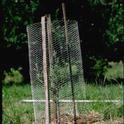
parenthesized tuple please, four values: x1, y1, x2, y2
(62, 3, 77, 124)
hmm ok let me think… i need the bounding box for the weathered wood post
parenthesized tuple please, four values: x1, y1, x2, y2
(41, 16, 50, 124)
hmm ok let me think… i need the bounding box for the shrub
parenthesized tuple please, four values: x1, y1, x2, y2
(92, 57, 108, 81)
(86, 56, 109, 84)
(3, 67, 24, 85)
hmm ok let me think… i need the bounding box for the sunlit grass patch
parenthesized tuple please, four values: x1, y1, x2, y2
(105, 61, 123, 80)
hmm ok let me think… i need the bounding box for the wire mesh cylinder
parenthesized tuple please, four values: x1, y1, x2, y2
(27, 20, 85, 124)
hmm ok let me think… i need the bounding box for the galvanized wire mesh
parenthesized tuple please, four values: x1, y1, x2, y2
(49, 20, 86, 123)
(27, 19, 123, 124)
(27, 20, 85, 123)
(27, 23, 45, 123)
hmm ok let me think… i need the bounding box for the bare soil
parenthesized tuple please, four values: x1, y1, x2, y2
(50, 111, 124, 124)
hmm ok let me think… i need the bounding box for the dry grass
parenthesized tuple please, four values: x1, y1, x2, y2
(50, 111, 123, 124)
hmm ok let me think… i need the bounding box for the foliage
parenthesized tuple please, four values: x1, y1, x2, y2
(3, 0, 123, 48)
(84, 56, 109, 83)
(3, 85, 33, 123)
(3, 67, 24, 85)
(91, 57, 108, 81)
(105, 2, 124, 46)
(87, 0, 124, 56)
(2, 0, 39, 48)
(105, 61, 123, 80)
(82, 0, 124, 81)
(2, 0, 124, 83)
(50, 63, 79, 87)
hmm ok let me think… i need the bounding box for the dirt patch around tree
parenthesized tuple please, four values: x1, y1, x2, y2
(36, 111, 123, 124)
(50, 111, 124, 124)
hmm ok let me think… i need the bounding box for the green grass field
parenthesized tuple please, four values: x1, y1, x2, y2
(105, 61, 124, 80)
(2, 61, 124, 123)
(3, 83, 123, 123)
(2, 85, 34, 124)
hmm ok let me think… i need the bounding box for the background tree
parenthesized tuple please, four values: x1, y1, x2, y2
(1, 0, 124, 83)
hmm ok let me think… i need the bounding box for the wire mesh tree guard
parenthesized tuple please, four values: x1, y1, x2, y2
(27, 14, 86, 123)
(26, 3, 123, 124)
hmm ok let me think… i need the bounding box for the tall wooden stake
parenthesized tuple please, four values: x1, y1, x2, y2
(41, 16, 50, 124)
(62, 3, 77, 124)
(47, 14, 59, 123)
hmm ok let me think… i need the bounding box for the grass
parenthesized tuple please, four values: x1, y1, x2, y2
(2, 84, 34, 124)
(3, 83, 123, 123)
(77, 83, 123, 120)
(59, 82, 123, 119)
(105, 61, 124, 80)
(2, 61, 124, 123)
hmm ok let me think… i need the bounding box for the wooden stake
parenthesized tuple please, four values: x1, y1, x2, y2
(46, 14, 59, 123)
(47, 14, 53, 66)
(41, 16, 50, 124)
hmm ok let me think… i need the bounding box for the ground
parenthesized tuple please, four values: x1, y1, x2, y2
(2, 61, 124, 123)
(3, 84, 123, 124)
